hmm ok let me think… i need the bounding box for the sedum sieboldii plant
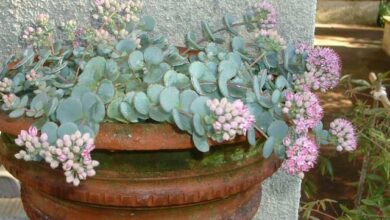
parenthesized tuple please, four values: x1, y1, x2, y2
(0, 0, 356, 186)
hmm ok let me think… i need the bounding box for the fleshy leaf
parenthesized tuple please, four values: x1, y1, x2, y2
(57, 122, 78, 138)
(267, 120, 289, 139)
(192, 134, 210, 152)
(193, 113, 205, 136)
(56, 98, 83, 123)
(144, 46, 164, 65)
(159, 87, 180, 112)
(263, 137, 275, 158)
(134, 92, 150, 115)
(97, 80, 115, 104)
(42, 122, 59, 144)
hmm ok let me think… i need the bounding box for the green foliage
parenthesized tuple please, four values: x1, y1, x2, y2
(0, 0, 328, 161)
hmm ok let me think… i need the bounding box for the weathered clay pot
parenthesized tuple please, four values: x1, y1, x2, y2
(0, 111, 280, 220)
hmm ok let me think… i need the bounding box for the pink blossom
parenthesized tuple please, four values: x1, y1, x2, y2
(281, 136, 319, 177)
(283, 90, 323, 134)
(95, 0, 105, 6)
(330, 118, 357, 152)
(253, 2, 277, 30)
(296, 46, 341, 92)
(207, 98, 255, 141)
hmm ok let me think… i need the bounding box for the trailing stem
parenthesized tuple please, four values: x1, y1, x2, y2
(354, 100, 378, 207)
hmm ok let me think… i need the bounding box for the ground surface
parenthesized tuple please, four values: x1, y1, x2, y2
(0, 24, 389, 220)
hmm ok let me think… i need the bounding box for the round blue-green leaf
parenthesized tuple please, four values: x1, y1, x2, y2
(144, 46, 164, 65)
(271, 90, 281, 104)
(247, 127, 256, 146)
(134, 92, 150, 115)
(107, 97, 127, 123)
(201, 21, 215, 42)
(116, 39, 136, 53)
(193, 113, 205, 136)
(81, 92, 105, 123)
(120, 102, 138, 123)
(105, 59, 120, 81)
(45, 98, 59, 116)
(218, 60, 238, 97)
(41, 122, 58, 144)
(9, 109, 25, 118)
(143, 64, 167, 84)
(275, 76, 288, 89)
(56, 97, 83, 123)
(140, 15, 156, 31)
(192, 134, 210, 153)
(180, 90, 198, 112)
(189, 61, 207, 78)
(147, 84, 164, 103)
(159, 87, 180, 112)
(253, 75, 261, 102)
(97, 80, 115, 104)
(149, 106, 170, 122)
(163, 70, 178, 87)
(57, 122, 78, 138)
(128, 51, 144, 71)
(263, 136, 275, 158)
(232, 36, 245, 51)
(172, 108, 189, 132)
(267, 120, 289, 139)
(71, 86, 90, 98)
(189, 61, 207, 95)
(190, 96, 209, 116)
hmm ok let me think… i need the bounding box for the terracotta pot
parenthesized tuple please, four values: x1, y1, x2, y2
(0, 111, 280, 220)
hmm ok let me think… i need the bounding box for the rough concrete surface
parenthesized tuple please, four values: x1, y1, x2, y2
(0, 1, 317, 219)
(316, 0, 380, 25)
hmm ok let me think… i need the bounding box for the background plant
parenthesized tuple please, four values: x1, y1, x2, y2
(299, 72, 390, 219)
(379, 0, 390, 27)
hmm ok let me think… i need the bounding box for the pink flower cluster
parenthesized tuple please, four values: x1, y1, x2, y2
(303, 47, 341, 92)
(26, 70, 42, 83)
(283, 90, 323, 134)
(1, 94, 16, 109)
(258, 29, 287, 50)
(93, 0, 143, 23)
(14, 127, 99, 186)
(330, 118, 357, 152)
(294, 42, 311, 55)
(55, 131, 99, 186)
(281, 136, 319, 178)
(15, 127, 49, 161)
(36, 14, 49, 26)
(21, 14, 52, 47)
(0, 77, 12, 93)
(253, 2, 277, 29)
(207, 98, 255, 141)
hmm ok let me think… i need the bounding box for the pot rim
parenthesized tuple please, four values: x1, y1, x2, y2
(0, 111, 261, 151)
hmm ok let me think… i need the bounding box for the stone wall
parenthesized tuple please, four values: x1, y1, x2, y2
(0, 1, 318, 219)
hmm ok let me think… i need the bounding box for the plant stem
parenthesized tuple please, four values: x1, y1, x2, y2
(354, 150, 370, 207)
(181, 20, 258, 55)
(354, 100, 378, 207)
(248, 51, 266, 68)
(254, 125, 268, 139)
(310, 209, 338, 220)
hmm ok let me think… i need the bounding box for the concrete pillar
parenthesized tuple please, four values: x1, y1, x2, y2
(383, 16, 390, 56)
(0, 1, 318, 219)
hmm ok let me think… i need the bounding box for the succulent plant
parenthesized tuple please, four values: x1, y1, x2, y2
(0, 0, 356, 186)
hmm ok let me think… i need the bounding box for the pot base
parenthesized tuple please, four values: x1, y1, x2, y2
(0, 133, 279, 220)
(22, 184, 261, 220)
